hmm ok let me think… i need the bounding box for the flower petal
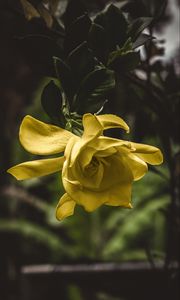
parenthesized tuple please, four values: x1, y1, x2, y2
(64, 136, 81, 168)
(131, 142, 163, 165)
(91, 136, 132, 152)
(20, 115, 74, 155)
(97, 154, 132, 189)
(7, 157, 64, 180)
(82, 113, 103, 141)
(69, 115, 130, 170)
(105, 181, 132, 208)
(96, 114, 129, 133)
(62, 178, 104, 211)
(82, 113, 129, 143)
(56, 193, 76, 220)
(63, 178, 132, 212)
(124, 153, 148, 181)
(62, 154, 133, 212)
(78, 147, 97, 168)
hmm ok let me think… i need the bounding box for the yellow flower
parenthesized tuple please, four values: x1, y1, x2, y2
(7, 113, 163, 220)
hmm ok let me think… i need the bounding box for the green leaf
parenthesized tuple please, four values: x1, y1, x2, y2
(127, 17, 153, 42)
(67, 41, 98, 85)
(41, 80, 65, 126)
(133, 33, 152, 49)
(53, 56, 75, 102)
(88, 23, 107, 63)
(107, 40, 140, 73)
(69, 112, 83, 136)
(109, 51, 140, 72)
(63, 0, 87, 29)
(64, 13, 92, 54)
(73, 67, 115, 114)
(94, 4, 128, 51)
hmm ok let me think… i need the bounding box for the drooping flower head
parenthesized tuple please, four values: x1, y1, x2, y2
(7, 113, 163, 220)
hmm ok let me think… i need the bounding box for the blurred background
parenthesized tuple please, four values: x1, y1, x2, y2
(0, 0, 179, 299)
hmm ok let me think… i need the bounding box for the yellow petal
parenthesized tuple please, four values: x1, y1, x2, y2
(96, 114, 130, 133)
(131, 142, 163, 165)
(19, 115, 74, 155)
(63, 177, 132, 212)
(69, 159, 104, 190)
(122, 152, 148, 181)
(56, 193, 76, 220)
(68, 114, 129, 170)
(64, 136, 81, 168)
(82, 113, 103, 141)
(105, 181, 132, 208)
(91, 136, 132, 152)
(98, 154, 133, 190)
(62, 178, 104, 211)
(62, 154, 133, 212)
(82, 113, 129, 143)
(7, 156, 64, 180)
(78, 147, 97, 168)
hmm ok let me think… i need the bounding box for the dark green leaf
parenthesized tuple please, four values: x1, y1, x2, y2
(88, 23, 107, 63)
(53, 56, 75, 102)
(64, 13, 92, 55)
(107, 37, 139, 71)
(133, 33, 152, 49)
(94, 4, 128, 51)
(127, 17, 153, 42)
(41, 80, 65, 126)
(73, 68, 115, 114)
(67, 42, 98, 85)
(108, 50, 140, 73)
(63, 0, 87, 29)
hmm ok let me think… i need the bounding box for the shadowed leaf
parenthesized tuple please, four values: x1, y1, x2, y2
(94, 4, 128, 51)
(73, 67, 115, 114)
(41, 80, 65, 126)
(65, 13, 92, 54)
(127, 17, 153, 42)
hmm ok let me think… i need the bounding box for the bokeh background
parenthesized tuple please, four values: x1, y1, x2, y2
(0, 0, 179, 299)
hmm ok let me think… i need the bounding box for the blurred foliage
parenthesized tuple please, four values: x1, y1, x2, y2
(0, 0, 179, 299)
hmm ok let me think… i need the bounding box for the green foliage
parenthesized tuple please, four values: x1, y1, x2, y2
(103, 196, 169, 259)
(65, 14, 92, 54)
(74, 67, 115, 114)
(67, 42, 97, 87)
(127, 17, 153, 42)
(0, 219, 67, 256)
(41, 80, 65, 126)
(107, 38, 140, 72)
(88, 23, 107, 62)
(94, 4, 128, 51)
(29, 3, 153, 129)
(53, 56, 75, 102)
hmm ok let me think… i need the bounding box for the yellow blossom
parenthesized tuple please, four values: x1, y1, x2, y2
(7, 113, 163, 220)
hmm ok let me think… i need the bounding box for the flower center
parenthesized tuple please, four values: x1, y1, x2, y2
(85, 157, 99, 176)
